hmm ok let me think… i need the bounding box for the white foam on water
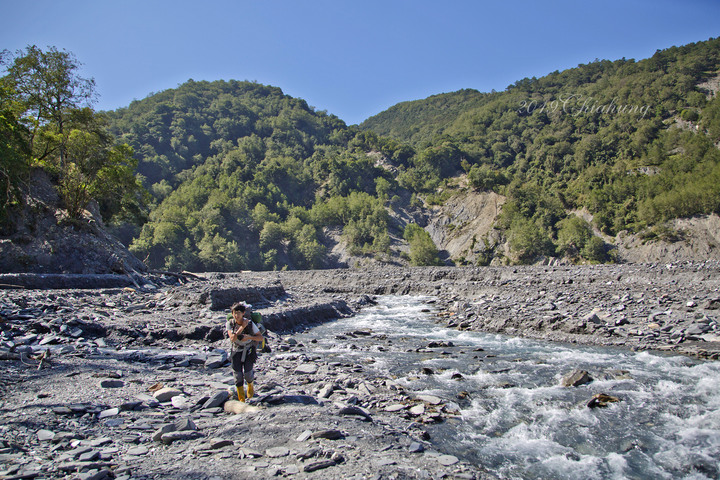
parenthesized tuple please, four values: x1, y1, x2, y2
(301, 296, 720, 479)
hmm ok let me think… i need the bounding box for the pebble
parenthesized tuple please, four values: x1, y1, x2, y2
(265, 446, 290, 458)
(437, 454, 459, 466)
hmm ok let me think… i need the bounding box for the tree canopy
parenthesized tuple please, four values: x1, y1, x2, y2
(1, 45, 144, 225)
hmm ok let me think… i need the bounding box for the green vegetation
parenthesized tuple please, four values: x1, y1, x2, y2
(362, 37, 720, 263)
(1, 46, 144, 229)
(403, 223, 441, 266)
(106, 80, 404, 271)
(5, 38, 720, 271)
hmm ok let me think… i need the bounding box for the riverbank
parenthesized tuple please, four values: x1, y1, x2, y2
(1, 262, 718, 479)
(253, 261, 720, 360)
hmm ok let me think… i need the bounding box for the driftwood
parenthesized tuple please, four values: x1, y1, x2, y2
(150, 270, 207, 281)
(0, 270, 204, 290)
(0, 273, 135, 290)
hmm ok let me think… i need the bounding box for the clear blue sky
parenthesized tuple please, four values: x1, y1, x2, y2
(2, 0, 719, 125)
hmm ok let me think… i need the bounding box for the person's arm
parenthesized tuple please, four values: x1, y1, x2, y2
(227, 321, 239, 342)
(245, 324, 263, 342)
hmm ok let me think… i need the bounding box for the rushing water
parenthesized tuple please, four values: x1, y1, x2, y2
(296, 296, 720, 480)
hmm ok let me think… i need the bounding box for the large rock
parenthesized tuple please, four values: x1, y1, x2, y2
(561, 369, 592, 387)
(202, 390, 230, 409)
(153, 387, 183, 402)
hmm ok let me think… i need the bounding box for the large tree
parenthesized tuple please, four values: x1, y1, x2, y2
(2, 46, 144, 221)
(3, 45, 95, 165)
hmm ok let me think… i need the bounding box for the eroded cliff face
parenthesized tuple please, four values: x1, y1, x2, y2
(422, 188, 720, 266)
(425, 190, 507, 265)
(0, 170, 146, 275)
(614, 214, 720, 263)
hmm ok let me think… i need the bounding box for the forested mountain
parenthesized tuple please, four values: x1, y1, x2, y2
(4, 38, 719, 274)
(360, 89, 489, 145)
(104, 80, 424, 271)
(361, 37, 720, 263)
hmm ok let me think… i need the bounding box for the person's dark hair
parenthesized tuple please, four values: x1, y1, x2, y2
(231, 302, 246, 313)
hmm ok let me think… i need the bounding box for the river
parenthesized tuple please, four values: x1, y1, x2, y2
(296, 295, 720, 480)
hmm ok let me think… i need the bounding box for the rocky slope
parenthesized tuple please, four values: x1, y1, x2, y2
(0, 170, 146, 275)
(422, 187, 720, 267)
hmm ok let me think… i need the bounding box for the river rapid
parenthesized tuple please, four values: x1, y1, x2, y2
(296, 296, 720, 480)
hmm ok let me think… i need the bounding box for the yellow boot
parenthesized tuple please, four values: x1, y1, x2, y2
(236, 386, 246, 402)
(247, 382, 254, 400)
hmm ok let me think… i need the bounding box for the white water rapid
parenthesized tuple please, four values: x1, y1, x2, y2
(297, 296, 720, 480)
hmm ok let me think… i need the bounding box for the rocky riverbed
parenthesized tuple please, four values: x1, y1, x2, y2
(1, 262, 719, 480)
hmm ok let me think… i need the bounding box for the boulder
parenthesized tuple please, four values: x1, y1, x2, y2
(561, 369, 592, 387)
(587, 393, 620, 408)
(153, 387, 182, 402)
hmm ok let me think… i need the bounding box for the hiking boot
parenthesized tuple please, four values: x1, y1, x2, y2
(247, 382, 254, 399)
(236, 386, 246, 402)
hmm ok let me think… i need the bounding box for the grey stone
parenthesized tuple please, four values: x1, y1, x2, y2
(78, 450, 100, 462)
(205, 355, 226, 369)
(152, 424, 177, 442)
(437, 454, 459, 466)
(318, 383, 334, 398)
(304, 460, 336, 472)
(416, 394, 443, 405)
(294, 363, 318, 375)
(409, 442, 425, 453)
(153, 387, 182, 402)
(561, 369, 592, 387)
(209, 439, 234, 449)
(409, 404, 425, 416)
(37, 429, 55, 442)
(265, 446, 290, 458)
(173, 417, 197, 431)
(87, 437, 113, 447)
(98, 408, 119, 419)
(99, 379, 124, 388)
(203, 390, 229, 409)
(311, 429, 343, 440)
(171, 395, 191, 409)
(126, 446, 149, 456)
(161, 430, 203, 445)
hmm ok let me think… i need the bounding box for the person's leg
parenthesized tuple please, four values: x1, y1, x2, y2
(243, 350, 256, 399)
(231, 350, 246, 401)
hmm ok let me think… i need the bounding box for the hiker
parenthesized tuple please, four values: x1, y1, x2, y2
(226, 302, 264, 402)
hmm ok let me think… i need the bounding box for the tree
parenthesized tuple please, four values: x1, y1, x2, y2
(404, 223, 441, 266)
(0, 79, 30, 226)
(3, 45, 95, 166)
(2, 46, 144, 221)
(556, 216, 592, 257)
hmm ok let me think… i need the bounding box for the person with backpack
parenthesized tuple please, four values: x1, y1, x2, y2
(226, 302, 264, 402)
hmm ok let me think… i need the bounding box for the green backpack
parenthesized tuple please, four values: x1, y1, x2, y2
(250, 312, 271, 353)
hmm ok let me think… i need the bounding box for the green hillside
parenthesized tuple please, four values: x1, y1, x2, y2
(361, 37, 720, 262)
(4, 38, 720, 273)
(104, 80, 412, 271)
(359, 88, 489, 145)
